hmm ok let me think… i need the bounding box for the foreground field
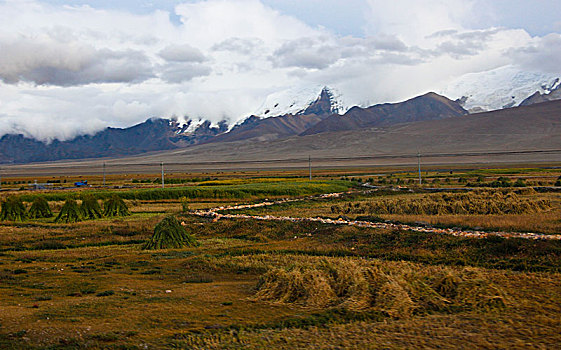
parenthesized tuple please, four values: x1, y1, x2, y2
(0, 173, 560, 349)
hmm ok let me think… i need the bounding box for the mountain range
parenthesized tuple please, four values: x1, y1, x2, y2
(1, 69, 560, 165)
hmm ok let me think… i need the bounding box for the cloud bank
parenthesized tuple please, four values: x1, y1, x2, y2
(0, 0, 560, 141)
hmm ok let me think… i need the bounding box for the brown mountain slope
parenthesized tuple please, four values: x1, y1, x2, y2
(6, 99, 560, 176)
(122, 98, 561, 162)
(204, 114, 326, 143)
(301, 92, 467, 136)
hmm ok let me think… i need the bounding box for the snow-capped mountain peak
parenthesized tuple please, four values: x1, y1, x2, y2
(253, 85, 348, 118)
(440, 65, 561, 112)
(542, 78, 560, 94)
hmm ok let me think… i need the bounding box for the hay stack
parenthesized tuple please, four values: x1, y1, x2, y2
(28, 197, 53, 219)
(55, 199, 83, 223)
(252, 259, 507, 317)
(81, 195, 102, 219)
(103, 195, 130, 217)
(143, 215, 198, 249)
(0, 196, 27, 221)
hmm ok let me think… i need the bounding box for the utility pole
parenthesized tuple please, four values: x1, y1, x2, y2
(161, 162, 165, 189)
(308, 155, 312, 180)
(102, 162, 106, 187)
(417, 152, 422, 185)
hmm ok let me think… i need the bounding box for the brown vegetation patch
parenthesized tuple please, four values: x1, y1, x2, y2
(253, 258, 506, 318)
(332, 191, 552, 215)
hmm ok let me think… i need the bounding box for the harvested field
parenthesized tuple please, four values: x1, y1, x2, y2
(1, 168, 560, 348)
(333, 191, 552, 215)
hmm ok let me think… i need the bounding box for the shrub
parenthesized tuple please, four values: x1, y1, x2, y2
(55, 199, 83, 223)
(81, 194, 102, 219)
(103, 195, 130, 217)
(143, 215, 198, 250)
(0, 196, 27, 221)
(28, 197, 53, 219)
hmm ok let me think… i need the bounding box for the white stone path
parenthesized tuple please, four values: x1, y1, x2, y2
(192, 192, 561, 240)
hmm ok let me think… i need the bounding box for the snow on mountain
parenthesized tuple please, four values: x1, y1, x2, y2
(253, 85, 348, 118)
(440, 65, 560, 112)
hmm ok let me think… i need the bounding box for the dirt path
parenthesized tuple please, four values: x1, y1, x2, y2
(192, 192, 561, 240)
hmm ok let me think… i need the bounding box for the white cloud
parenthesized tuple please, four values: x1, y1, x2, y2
(0, 0, 559, 142)
(212, 37, 265, 55)
(271, 36, 341, 69)
(364, 0, 476, 45)
(158, 44, 207, 62)
(509, 33, 561, 74)
(0, 34, 155, 85)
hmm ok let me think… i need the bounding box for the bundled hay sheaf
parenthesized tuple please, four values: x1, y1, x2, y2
(332, 191, 551, 216)
(81, 195, 102, 219)
(28, 197, 53, 219)
(55, 199, 83, 223)
(103, 195, 130, 217)
(143, 215, 198, 250)
(180, 196, 190, 213)
(0, 196, 27, 221)
(253, 259, 506, 318)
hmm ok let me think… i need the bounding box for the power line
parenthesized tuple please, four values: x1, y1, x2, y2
(417, 152, 422, 185)
(309, 155, 312, 180)
(161, 162, 165, 189)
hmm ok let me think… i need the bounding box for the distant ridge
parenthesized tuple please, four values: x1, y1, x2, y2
(301, 92, 467, 135)
(6, 99, 560, 176)
(0, 118, 227, 164)
(4, 90, 559, 166)
(205, 87, 338, 143)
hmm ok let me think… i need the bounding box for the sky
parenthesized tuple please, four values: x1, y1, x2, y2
(1, 0, 560, 141)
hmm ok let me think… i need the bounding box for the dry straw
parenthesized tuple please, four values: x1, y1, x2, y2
(332, 191, 551, 216)
(253, 258, 506, 318)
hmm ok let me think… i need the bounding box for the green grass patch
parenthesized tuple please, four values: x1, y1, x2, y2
(19, 181, 352, 202)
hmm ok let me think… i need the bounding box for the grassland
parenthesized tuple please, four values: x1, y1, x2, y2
(0, 167, 560, 349)
(15, 179, 351, 202)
